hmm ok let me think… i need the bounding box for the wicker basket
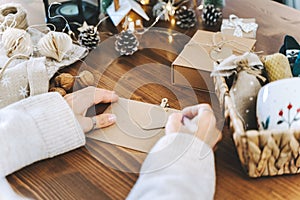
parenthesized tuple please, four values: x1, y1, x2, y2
(214, 75, 300, 177)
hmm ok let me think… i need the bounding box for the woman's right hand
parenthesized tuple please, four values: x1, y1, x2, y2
(165, 104, 222, 149)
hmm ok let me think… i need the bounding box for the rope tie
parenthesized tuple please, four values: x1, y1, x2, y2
(0, 3, 28, 31)
(236, 59, 267, 83)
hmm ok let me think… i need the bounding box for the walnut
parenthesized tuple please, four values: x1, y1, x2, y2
(54, 73, 75, 91)
(77, 70, 95, 87)
(49, 87, 67, 96)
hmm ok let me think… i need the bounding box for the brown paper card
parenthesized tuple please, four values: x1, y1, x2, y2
(171, 30, 256, 92)
(87, 98, 178, 153)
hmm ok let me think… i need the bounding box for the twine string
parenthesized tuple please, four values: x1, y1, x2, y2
(0, 4, 28, 31)
(47, 2, 71, 32)
(186, 31, 258, 66)
(0, 54, 29, 80)
(136, 8, 167, 35)
(236, 59, 266, 82)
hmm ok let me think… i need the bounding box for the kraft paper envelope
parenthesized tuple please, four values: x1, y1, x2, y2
(87, 98, 178, 153)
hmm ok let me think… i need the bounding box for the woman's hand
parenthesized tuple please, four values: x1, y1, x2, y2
(165, 104, 222, 149)
(64, 86, 119, 133)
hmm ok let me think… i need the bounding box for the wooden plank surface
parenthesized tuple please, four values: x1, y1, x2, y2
(4, 0, 300, 199)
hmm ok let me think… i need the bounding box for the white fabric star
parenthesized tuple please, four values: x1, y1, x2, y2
(19, 85, 28, 98)
(1, 76, 11, 87)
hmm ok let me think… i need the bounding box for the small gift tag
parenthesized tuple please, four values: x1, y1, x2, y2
(210, 46, 233, 62)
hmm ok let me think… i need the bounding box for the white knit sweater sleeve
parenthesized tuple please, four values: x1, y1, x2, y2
(127, 133, 216, 200)
(0, 92, 85, 177)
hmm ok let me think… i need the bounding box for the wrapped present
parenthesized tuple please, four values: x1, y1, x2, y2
(171, 30, 256, 92)
(221, 14, 258, 39)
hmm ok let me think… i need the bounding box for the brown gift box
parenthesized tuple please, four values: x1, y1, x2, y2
(171, 30, 256, 92)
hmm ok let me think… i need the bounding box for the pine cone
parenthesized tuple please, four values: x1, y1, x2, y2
(175, 6, 196, 29)
(201, 4, 222, 26)
(115, 30, 139, 56)
(78, 25, 100, 50)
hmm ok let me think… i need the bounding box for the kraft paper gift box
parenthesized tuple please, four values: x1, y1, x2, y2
(87, 98, 178, 153)
(171, 30, 256, 92)
(221, 14, 258, 39)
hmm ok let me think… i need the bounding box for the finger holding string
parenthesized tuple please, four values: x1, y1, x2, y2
(165, 104, 222, 149)
(182, 104, 222, 149)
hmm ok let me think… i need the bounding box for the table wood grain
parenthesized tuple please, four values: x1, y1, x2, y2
(5, 0, 300, 199)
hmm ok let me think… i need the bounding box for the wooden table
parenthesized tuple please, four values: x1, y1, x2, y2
(6, 0, 300, 199)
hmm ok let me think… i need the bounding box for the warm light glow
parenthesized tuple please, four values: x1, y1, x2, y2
(168, 35, 173, 43)
(171, 18, 176, 26)
(140, 0, 150, 5)
(128, 21, 135, 31)
(128, 17, 133, 22)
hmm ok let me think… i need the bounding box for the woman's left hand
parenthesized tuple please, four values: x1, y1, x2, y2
(64, 86, 119, 133)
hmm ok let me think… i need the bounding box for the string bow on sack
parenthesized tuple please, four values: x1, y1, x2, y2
(211, 52, 267, 130)
(211, 52, 266, 82)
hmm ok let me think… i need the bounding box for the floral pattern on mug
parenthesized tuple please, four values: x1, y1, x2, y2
(260, 116, 270, 130)
(277, 103, 300, 128)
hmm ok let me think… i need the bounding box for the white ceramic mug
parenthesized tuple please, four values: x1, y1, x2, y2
(257, 77, 300, 130)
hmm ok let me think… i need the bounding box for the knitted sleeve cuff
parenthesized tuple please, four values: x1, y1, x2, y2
(139, 133, 214, 174)
(15, 92, 85, 158)
(151, 133, 212, 158)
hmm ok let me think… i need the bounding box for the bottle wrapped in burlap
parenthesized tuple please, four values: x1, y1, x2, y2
(211, 52, 267, 130)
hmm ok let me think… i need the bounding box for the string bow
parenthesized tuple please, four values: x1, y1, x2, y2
(223, 14, 258, 38)
(211, 52, 267, 83)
